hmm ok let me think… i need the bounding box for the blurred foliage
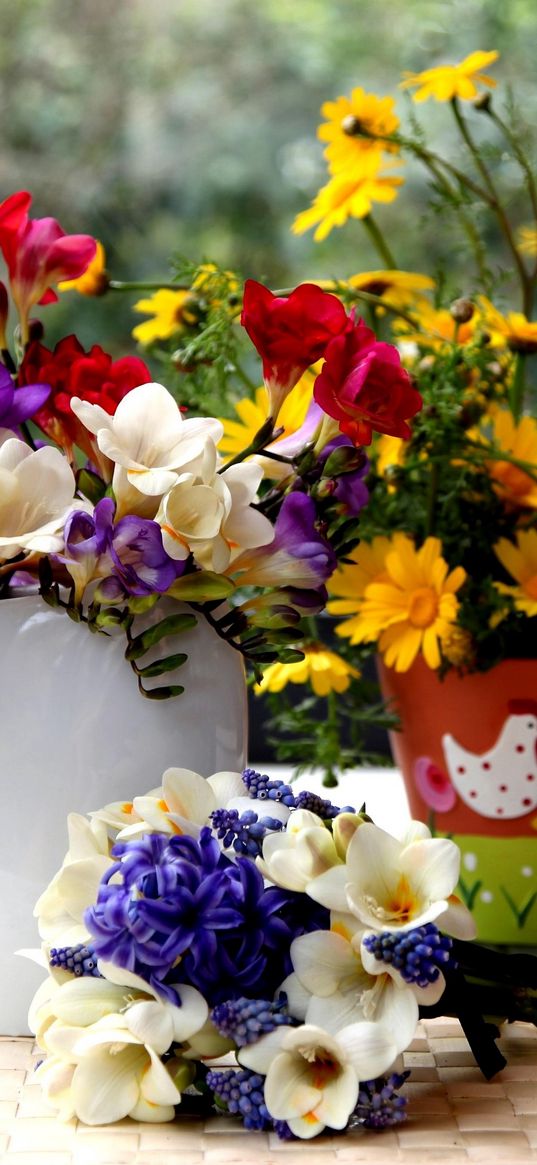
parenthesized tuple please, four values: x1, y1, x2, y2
(1, 0, 537, 356)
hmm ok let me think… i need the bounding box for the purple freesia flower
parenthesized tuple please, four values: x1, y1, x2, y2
(231, 493, 336, 589)
(62, 496, 184, 601)
(319, 435, 370, 515)
(0, 363, 50, 431)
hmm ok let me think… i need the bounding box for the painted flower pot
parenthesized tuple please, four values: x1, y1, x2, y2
(378, 655, 537, 946)
(0, 594, 247, 1034)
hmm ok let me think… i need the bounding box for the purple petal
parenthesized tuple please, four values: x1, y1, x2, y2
(5, 381, 51, 425)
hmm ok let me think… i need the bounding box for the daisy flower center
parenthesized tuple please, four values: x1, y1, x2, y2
(408, 586, 438, 628)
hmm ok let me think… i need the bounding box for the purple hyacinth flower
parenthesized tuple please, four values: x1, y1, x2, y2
(63, 497, 184, 600)
(0, 364, 50, 431)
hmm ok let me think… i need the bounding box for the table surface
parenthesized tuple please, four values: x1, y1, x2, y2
(2, 1019, 537, 1164)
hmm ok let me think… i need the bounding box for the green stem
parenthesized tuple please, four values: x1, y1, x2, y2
(108, 280, 187, 293)
(425, 460, 439, 537)
(451, 99, 531, 313)
(484, 106, 537, 306)
(509, 351, 527, 423)
(361, 214, 398, 268)
(219, 419, 282, 471)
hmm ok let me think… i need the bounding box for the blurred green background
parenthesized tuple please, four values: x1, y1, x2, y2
(1, 0, 536, 354)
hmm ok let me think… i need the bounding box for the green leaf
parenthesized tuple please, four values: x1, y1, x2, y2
(76, 467, 107, 505)
(137, 679, 185, 699)
(166, 572, 235, 602)
(134, 652, 188, 678)
(125, 614, 198, 660)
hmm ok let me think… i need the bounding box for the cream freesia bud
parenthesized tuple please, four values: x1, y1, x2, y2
(332, 812, 363, 859)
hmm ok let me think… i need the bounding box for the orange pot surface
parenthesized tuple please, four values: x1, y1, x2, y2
(377, 656, 537, 837)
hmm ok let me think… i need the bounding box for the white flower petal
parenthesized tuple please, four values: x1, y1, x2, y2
(53, 978, 128, 1027)
(71, 1045, 145, 1124)
(290, 931, 356, 996)
(400, 837, 461, 903)
(313, 1065, 358, 1129)
(238, 1028, 289, 1074)
(337, 1020, 397, 1079)
(264, 1051, 320, 1120)
(305, 865, 348, 912)
(141, 1047, 183, 1106)
(206, 770, 246, 804)
(163, 767, 217, 823)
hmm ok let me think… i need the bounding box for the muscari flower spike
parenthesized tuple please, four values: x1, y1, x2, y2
(363, 923, 454, 988)
(240, 768, 355, 817)
(351, 1071, 411, 1129)
(49, 943, 102, 978)
(210, 992, 293, 1047)
(210, 808, 284, 857)
(206, 1067, 294, 1138)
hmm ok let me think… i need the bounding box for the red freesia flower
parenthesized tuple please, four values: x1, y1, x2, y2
(313, 316, 423, 446)
(19, 335, 150, 461)
(0, 191, 97, 341)
(241, 279, 348, 418)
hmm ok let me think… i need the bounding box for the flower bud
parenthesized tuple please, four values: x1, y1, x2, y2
(342, 114, 365, 137)
(450, 297, 474, 324)
(166, 1058, 196, 1092)
(332, 812, 363, 859)
(474, 92, 492, 112)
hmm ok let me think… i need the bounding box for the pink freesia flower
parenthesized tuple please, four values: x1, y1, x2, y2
(313, 315, 422, 446)
(414, 757, 457, 813)
(0, 191, 97, 341)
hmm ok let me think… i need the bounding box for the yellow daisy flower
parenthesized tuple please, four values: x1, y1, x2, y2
(518, 225, 537, 257)
(58, 240, 108, 296)
(331, 534, 466, 672)
(346, 269, 435, 309)
(292, 166, 404, 242)
(318, 88, 400, 174)
(494, 529, 537, 617)
(375, 433, 407, 479)
(484, 408, 537, 509)
(326, 536, 393, 640)
(132, 288, 200, 346)
(400, 50, 499, 104)
(255, 644, 359, 697)
(218, 371, 315, 461)
(476, 297, 537, 353)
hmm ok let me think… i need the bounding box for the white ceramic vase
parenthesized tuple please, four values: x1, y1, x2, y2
(0, 594, 248, 1034)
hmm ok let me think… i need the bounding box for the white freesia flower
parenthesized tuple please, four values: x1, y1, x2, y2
(94, 767, 290, 842)
(0, 437, 82, 558)
(70, 381, 223, 518)
(257, 809, 341, 892)
(307, 819, 474, 937)
(31, 964, 208, 1124)
(157, 452, 274, 571)
(240, 1021, 397, 1139)
(34, 813, 113, 946)
(283, 913, 444, 1055)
